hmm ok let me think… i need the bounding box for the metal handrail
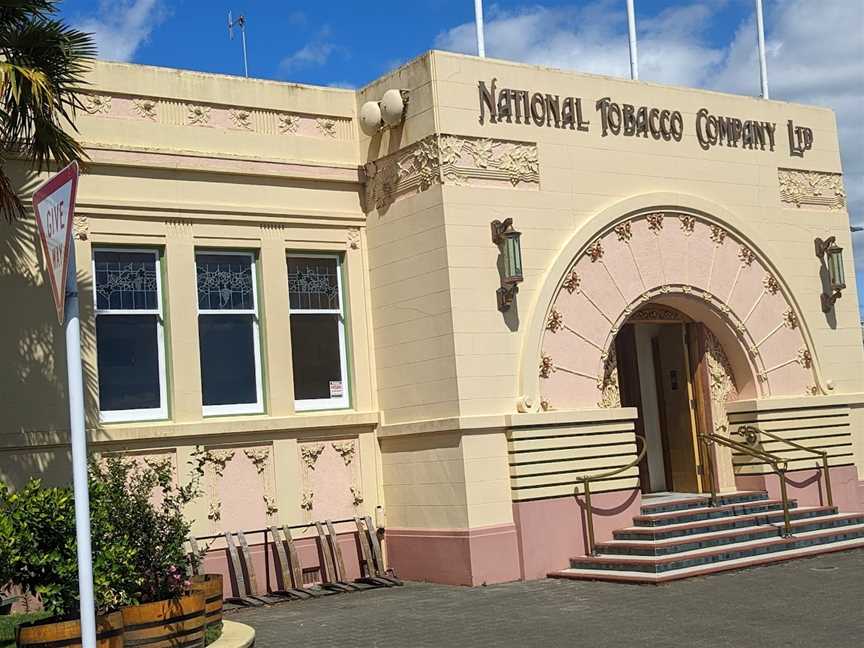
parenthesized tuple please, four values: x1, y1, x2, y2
(735, 424, 833, 507)
(698, 431, 794, 537)
(575, 434, 647, 556)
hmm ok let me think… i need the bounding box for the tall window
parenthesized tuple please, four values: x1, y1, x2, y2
(196, 251, 263, 416)
(93, 248, 167, 422)
(287, 255, 349, 411)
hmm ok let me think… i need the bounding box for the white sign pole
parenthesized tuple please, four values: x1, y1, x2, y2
(755, 0, 770, 99)
(65, 250, 97, 648)
(626, 0, 639, 81)
(474, 0, 486, 58)
(32, 162, 96, 648)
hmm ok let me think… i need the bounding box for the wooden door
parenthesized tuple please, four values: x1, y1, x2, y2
(686, 322, 716, 494)
(654, 325, 700, 492)
(615, 324, 651, 493)
(651, 336, 674, 491)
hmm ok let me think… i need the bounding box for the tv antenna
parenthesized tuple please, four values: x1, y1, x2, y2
(228, 11, 249, 77)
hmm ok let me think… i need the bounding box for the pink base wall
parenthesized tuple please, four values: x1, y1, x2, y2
(385, 523, 521, 586)
(512, 488, 642, 581)
(735, 465, 864, 513)
(200, 531, 364, 599)
(194, 468, 862, 591)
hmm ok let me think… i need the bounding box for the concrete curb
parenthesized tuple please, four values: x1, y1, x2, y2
(208, 620, 256, 648)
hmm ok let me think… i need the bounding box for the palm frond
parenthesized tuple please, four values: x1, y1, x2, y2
(0, 164, 26, 222)
(0, 2, 95, 221)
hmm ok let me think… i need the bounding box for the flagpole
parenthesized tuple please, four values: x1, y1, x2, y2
(755, 0, 769, 99)
(474, 0, 486, 58)
(626, 0, 638, 80)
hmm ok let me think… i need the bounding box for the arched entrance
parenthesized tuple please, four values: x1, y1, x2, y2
(524, 199, 822, 495)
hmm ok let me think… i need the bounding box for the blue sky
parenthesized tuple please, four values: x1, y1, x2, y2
(57, 1, 757, 86)
(58, 1, 864, 315)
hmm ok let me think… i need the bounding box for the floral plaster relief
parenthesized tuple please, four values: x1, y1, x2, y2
(365, 133, 539, 210)
(778, 169, 846, 210)
(209, 445, 276, 534)
(299, 440, 362, 521)
(73, 91, 349, 139)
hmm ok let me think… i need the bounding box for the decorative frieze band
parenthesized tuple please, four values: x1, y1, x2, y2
(778, 168, 846, 210)
(78, 91, 352, 140)
(364, 134, 540, 210)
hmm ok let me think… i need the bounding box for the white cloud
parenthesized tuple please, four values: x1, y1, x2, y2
(434, 1, 728, 86)
(281, 42, 336, 72)
(77, 0, 166, 63)
(280, 27, 341, 73)
(435, 0, 864, 313)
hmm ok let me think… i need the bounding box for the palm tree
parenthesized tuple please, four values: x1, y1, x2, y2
(1, 0, 95, 221)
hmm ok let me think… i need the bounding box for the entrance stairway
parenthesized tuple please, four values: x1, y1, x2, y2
(549, 491, 864, 584)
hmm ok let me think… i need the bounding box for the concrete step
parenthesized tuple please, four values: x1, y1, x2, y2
(551, 535, 864, 584)
(597, 513, 864, 556)
(632, 499, 797, 528)
(639, 491, 768, 516)
(569, 524, 864, 574)
(613, 506, 836, 541)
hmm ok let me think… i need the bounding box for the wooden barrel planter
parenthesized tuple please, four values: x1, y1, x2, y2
(190, 574, 223, 630)
(121, 592, 206, 648)
(16, 610, 124, 648)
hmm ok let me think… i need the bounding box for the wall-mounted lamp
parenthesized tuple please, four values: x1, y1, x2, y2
(359, 89, 410, 135)
(491, 218, 523, 311)
(815, 236, 846, 312)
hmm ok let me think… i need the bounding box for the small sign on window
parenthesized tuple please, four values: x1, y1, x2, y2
(329, 381, 344, 398)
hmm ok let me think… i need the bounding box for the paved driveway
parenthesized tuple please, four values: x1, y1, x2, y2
(230, 550, 864, 647)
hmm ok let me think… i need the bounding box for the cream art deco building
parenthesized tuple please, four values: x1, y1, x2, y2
(3, 51, 863, 586)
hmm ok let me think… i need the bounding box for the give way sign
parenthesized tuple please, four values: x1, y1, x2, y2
(32, 161, 80, 324)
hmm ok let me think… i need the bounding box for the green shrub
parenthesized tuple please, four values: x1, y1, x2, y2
(0, 482, 13, 590)
(0, 455, 204, 617)
(0, 479, 82, 616)
(88, 455, 201, 605)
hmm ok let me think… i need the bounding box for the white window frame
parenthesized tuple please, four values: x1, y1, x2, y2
(92, 247, 168, 423)
(288, 253, 350, 412)
(196, 250, 264, 417)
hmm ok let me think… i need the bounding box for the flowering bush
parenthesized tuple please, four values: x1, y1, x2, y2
(0, 455, 203, 617)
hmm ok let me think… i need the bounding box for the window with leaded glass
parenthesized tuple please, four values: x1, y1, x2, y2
(287, 255, 349, 410)
(196, 251, 263, 415)
(92, 248, 167, 422)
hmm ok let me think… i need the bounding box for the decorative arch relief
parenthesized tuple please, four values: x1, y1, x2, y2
(538, 211, 818, 411)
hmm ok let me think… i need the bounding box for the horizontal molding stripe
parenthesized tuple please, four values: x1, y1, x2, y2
(512, 484, 638, 503)
(510, 453, 638, 478)
(511, 476, 639, 502)
(511, 465, 640, 490)
(733, 461, 855, 477)
(509, 432, 635, 453)
(509, 446, 636, 466)
(508, 421, 635, 439)
(733, 453, 854, 472)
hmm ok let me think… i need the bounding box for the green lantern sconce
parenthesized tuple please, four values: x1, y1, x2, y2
(815, 236, 846, 312)
(491, 218, 524, 311)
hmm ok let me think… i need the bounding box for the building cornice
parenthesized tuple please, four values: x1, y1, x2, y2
(0, 411, 380, 451)
(82, 144, 362, 184)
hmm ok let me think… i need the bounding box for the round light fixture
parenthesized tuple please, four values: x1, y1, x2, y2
(380, 89, 406, 126)
(359, 101, 382, 135)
